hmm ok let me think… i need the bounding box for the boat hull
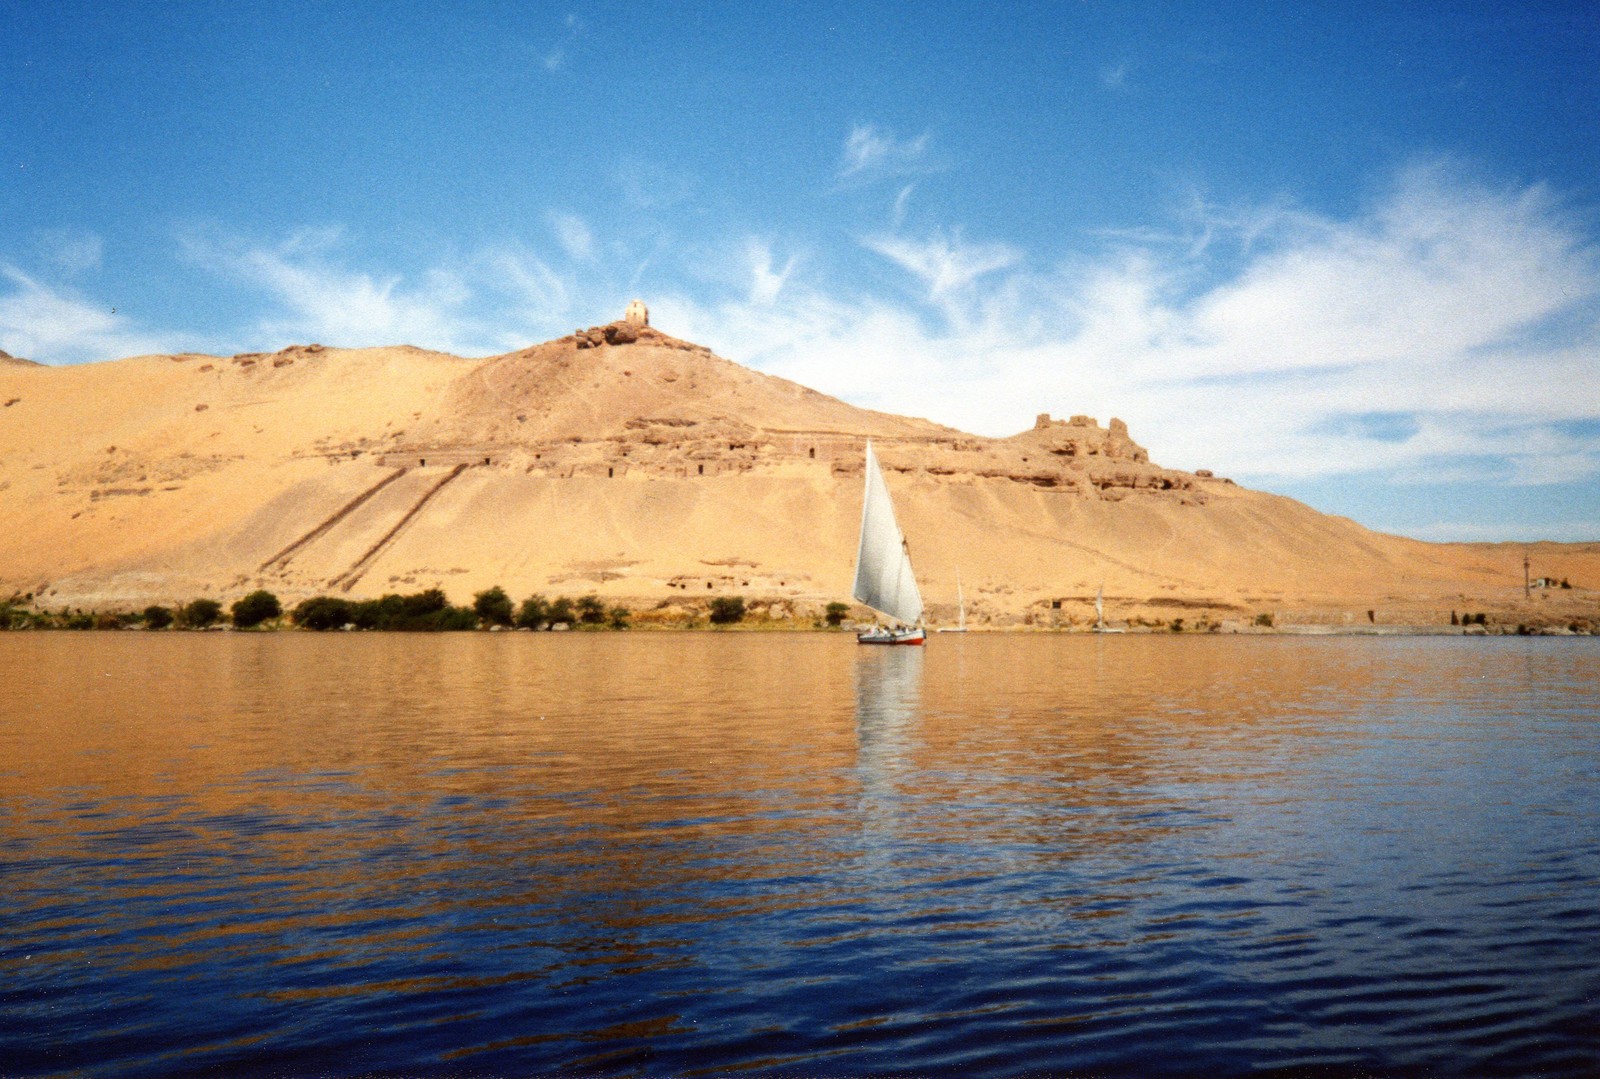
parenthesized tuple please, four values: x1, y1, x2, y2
(857, 627, 926, 646)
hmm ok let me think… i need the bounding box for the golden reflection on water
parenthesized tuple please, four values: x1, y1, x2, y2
(2, 632, 1530, 824)
(2, 628, 1431, 949)
(0, 627, 1575, 910)
(4, 633, 1598, 1075)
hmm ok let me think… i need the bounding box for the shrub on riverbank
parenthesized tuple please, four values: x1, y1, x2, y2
(178, 599, 223, 629)
(709, 596, 746, 625)
(1, 596, 49, 630)
(577, 594, 606, 625)
(292, 596, 354, 631)
(231, 590, 282, 629)
(516, 595, 548, 629)
(292, 591, 482, 631)
(343, 589, 476, 631)
(473, 587, 514, 627)
(548, 597, 575, 626)
(507, 591, 630, 630)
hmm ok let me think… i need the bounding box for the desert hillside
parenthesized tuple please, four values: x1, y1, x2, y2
(2, 311, 1596, 628)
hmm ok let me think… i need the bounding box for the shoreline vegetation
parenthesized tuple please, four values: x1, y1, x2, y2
(1, 589, 1594, 636)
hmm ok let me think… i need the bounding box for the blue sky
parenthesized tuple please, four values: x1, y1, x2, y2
(4, 1, 1598, 541)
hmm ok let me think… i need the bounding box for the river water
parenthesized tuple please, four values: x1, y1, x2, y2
(2, 633, 1597, 1077)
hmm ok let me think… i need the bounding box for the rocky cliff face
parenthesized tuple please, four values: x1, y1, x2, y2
(382, 322, 1206, 505)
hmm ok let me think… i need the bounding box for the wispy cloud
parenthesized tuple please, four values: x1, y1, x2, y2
(541, 12, 582, 71)
(177, 226, 584, 356)
(34, 227, 104, 276)
(863, 231, 1023, 301)
(479, 245, 571, 330)
(1405, 519, 1600, 543)
(891, 184, 916, 229)
(615, 157, 697, 211)
(836, 124, 934, 185)
(549, 212, 595, 261)
(674, 165, 1600, 496)
(745, 239, 796, 306)
(180, 227, 469, 351)
(0, 266, 175, 364)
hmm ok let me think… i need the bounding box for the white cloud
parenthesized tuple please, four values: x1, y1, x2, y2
(891, 184, 916, 229)
(178, 227, 583, 356)
(480, 246, 571, 327)
(615, 157, 698, 211)
(0, 266, 176, 364)
(199, 230, 467, 349)
(836, 124, 933, 184)
(549, 212, 595, 261)
(745, 239, 796, 306)
(667, 167, 1600, 497)
(1175, 173, 1589, 378)
(1404, 519, 1600, 543)
(34, 227, 104, 276)
(541, 11, 582, 71)
(863, 231, 1023, 302)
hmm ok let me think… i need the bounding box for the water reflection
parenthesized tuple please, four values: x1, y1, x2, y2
(853, 644, 924, 784)
(1, 634, 1597, 1077)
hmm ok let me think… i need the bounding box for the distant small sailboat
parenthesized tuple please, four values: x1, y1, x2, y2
(1094, 584, 1124, 633)
(853, 441, 926, 645)
(937, 568, 968, 632)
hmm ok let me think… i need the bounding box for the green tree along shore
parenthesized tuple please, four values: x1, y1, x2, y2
(0, 588, 865, 632)
(3, 588, 1593, 634)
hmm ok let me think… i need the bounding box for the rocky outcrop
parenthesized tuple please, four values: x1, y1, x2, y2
(573, 320, 647, 347)
(1022, 412, 1149, 463)
(986, 412, 1197, 500)
(393, 332, 1211, 504)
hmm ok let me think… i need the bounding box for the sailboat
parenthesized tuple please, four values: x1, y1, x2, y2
(937, 568, 968, 632)
(1094, 584, 1124, 633)
(853, 441, 926, 645)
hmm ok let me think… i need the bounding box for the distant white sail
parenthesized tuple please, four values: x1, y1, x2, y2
(852, 441, 924, 626)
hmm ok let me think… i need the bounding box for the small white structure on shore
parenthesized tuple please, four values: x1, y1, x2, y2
(624, 299, 649, 327)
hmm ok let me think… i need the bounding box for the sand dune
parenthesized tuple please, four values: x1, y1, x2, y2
(2, 318, 1595, 628)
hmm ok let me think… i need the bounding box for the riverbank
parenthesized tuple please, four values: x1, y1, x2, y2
(7, 582, 1595, 636)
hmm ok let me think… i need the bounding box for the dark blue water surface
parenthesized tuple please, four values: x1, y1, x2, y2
(2, 633, 1597, 1076)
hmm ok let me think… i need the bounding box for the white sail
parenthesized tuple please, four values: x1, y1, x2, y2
(852, 441, 924, 626)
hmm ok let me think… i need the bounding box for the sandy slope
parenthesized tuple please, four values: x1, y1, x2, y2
(2, 323, 1596, 628)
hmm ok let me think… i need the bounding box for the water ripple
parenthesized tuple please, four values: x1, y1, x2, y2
(2, 634, 1598, 1075)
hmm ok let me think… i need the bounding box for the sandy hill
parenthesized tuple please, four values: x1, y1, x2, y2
(2, 313, 1596, 628)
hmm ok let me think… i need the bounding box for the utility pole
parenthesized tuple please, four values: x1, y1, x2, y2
(1524, 549, 1531, 599)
